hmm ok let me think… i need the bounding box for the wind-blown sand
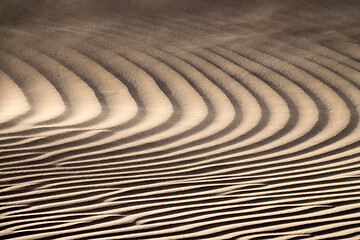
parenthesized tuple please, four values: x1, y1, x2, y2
(1, 0, 360, 239)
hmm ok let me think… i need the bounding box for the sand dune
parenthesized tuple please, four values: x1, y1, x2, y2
(1, 0, 360, 239)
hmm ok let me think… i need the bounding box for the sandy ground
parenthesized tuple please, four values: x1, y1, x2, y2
(1, 0, 360, 239)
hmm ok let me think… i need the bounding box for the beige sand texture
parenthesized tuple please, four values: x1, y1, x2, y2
(1, 0, 360, 239)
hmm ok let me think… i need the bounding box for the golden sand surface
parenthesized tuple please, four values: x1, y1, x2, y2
(1, 0, 360, 239)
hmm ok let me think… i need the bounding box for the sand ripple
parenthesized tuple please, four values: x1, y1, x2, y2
(1, 0, 360, 239)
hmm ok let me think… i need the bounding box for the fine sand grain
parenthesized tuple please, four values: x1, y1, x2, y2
(1, 0, 360, 239)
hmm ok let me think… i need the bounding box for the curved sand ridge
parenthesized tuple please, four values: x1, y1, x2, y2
(1, 0, 360, 239)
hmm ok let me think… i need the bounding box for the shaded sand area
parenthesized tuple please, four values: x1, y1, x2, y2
(1, 0, 360, 239)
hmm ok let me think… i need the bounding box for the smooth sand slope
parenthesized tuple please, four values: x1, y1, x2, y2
(1, 0, 360, 239)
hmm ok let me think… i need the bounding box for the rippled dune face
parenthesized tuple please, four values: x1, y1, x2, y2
(1, 0, 360, 239)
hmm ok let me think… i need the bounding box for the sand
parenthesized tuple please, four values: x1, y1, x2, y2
(0, 0, 360, 239)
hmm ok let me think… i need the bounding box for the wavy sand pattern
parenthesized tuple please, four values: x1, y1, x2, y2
(1, 0, 360, 239)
